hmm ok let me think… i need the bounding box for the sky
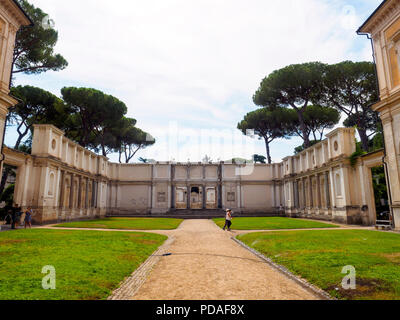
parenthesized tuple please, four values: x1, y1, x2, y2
(7, 0, 383, 163)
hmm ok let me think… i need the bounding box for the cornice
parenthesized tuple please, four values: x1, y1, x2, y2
(359, 0, 400, 36)
(372, 88, 400, 112)
(0, 0, 32, 28)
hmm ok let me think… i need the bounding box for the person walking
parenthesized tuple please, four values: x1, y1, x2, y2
(223, 209, 233, 231)
(24, 207, 33, 229)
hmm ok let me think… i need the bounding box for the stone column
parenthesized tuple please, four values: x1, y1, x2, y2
(171, 185, 176, 209)
(152, 183, 157, 211)
(308, 176, 313, 209)
(329, 168, 336, 208)
(187, 185, 191, 209)
(218, 184, 222, 209)
(293, 180, 299, 208)
(58, 170, 65, 208)
(202, 185, 206, 209)
(77, 176, 82, 209)
(325, 172, 331, 208)
(316, 174, 322, 209)
(85, 177, 89, 209)
(69, 174, 75, 209)
(94, 181, 99, 208)
(272, 181, 276, 208)
(91, 180, 96, 208)
(302, 178, 307, 209)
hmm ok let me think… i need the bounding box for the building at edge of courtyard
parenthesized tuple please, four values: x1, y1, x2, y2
(0, 0, 32, 175)
(1, 0, 400, 230)
(358, 0, 400, 231)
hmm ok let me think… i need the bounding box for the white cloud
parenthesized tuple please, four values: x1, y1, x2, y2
(12, 0, 380, 162)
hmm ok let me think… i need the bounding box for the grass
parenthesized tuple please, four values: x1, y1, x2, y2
(0, 229, 167, 300)
(238, 229, 400, 300)
(54, 217, 183, 230)
(213, 217, 338, 230)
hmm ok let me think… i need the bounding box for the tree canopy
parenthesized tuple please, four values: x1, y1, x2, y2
(253, 62, 328, 148)
(61, 87, 128, 155)
(290, 105, 341, 142)
(6, 86, 155, 163)
(238, 107, 295, 164)
(253, 154, 266, 164)
(9, 85, 66, 149)
(322, 61, 379, 151)
(13, 0, 68, 75)
(116, 122, 156, 164)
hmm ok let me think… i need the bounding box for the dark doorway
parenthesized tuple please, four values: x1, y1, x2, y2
(371, 166, 390, 221)
(0, 164, 17, 223)
(191, 187, 200, 194)
(190, 186, 202, 210)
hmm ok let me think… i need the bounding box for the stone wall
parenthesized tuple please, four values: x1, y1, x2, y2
(358, 0, 400, 230)
(4, 124, 384, 226)
(282, 128, 383, 225)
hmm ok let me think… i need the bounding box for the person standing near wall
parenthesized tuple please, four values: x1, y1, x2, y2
(10, 204, 21, 229)
(24, 207, 33, 229)
(223, 209, 233, 231)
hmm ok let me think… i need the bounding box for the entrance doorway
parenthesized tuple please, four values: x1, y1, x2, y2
(371, 166, 390, 223)
(190, 186, 202, 209)
(0, 164, 17, 225)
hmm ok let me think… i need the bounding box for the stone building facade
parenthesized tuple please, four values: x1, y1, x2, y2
(0, 0, 397, 229)
(282, 128, 383, 226)
(5, 124, 284, 223)
(358, 0, 400, 230)
(0, 0, 32, 176)
(4, 124, 384, 226)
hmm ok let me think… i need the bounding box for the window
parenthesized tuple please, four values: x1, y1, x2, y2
(396, 41, 400, 75)
(158, 192, 166, 203)
(176, 188, 186, 203)
(48, 172, 55, 196)
(227, 192, 235, 202)
(207, 188, 216, 202)
(334, 141, 339, 152)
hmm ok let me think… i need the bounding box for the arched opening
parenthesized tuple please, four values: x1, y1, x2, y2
(48, 172, 55, 196)
(0, 164, 18, 228)
(190, 186, 202, 210)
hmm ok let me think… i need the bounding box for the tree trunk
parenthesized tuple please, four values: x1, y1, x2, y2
(297, 110, 310, 148)
(102, 145, 107, 157)
(358, 128, 370, 152)
(264, 139, 272, 164)
(14, 123, 30, 150)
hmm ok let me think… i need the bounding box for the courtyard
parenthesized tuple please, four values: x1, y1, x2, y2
(1, 217, 398, 300)
(0, 0, 399, 307)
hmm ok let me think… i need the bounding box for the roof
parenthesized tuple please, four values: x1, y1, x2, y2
(11, 0, 34, 26)
(357, 0, 388, 34)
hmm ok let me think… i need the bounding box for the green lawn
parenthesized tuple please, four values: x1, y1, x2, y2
(54, 217, 183, 230)
(238, 229, 400, 300)
(213, 217, 338, 230)
(0, 229, 167, 300)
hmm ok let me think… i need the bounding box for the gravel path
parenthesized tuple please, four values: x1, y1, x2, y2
(132, 220, 320, 300)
